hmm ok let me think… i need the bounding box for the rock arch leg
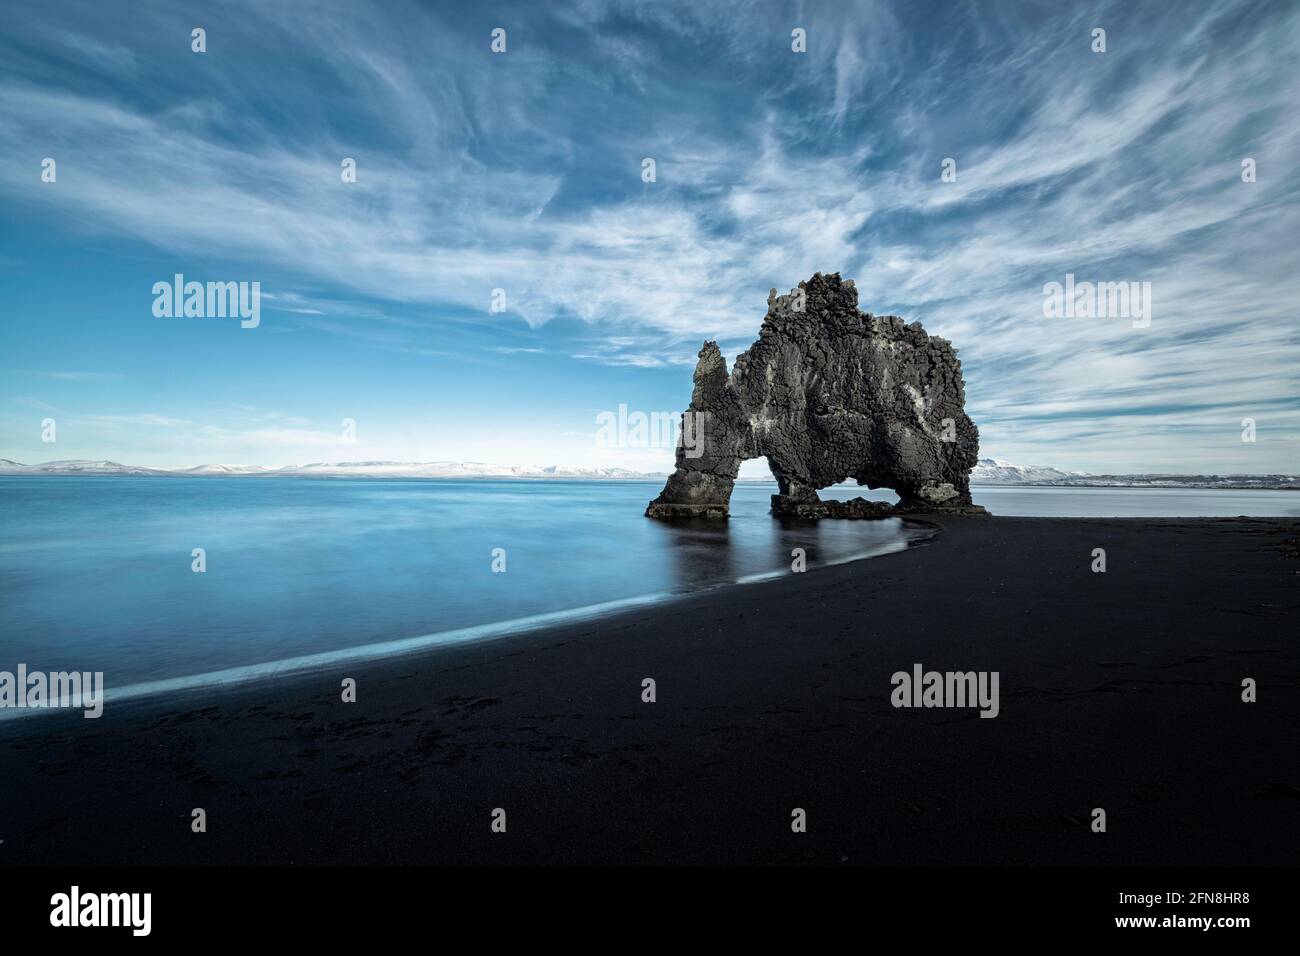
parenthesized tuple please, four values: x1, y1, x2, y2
(643, 402, 750, 516)
(645, 342, 748, 519)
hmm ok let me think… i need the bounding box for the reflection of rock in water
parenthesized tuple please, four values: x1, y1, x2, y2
(647, 273, 987, 519)
(652, 517, 735, 592)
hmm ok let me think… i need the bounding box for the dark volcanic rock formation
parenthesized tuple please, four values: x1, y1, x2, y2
(646, 273, 985, 519)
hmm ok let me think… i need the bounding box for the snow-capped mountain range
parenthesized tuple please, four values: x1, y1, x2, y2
(0, 458, 170, 476)
(0, 459, 665, 480)
(968, 459, 1298, 489)
(1, 457, 1295, 488)
(970, 458, 1082, 484)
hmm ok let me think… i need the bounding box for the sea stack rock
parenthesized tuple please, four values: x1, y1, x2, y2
(646, 273, 985, 519)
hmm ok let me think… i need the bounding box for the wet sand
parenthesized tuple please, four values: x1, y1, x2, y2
(2, 516, 1297, 865)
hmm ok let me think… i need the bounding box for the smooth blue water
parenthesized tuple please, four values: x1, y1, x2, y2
(1, 477, 1295, 706)
(0, 477, 921, 699)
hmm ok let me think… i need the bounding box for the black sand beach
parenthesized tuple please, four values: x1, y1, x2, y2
(2, 516, 1297, 866)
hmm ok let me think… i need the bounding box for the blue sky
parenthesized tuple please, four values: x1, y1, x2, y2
(1, 0, 1297, 474)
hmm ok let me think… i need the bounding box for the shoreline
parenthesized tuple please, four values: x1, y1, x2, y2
(0, 520, 932, 723)
(2, 515, 1297, 865)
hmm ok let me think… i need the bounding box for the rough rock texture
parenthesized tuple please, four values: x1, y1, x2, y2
(646, 273, 986, 519)
(769, 495, 897, 519)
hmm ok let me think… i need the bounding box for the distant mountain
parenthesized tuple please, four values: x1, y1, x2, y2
(971, 458, 1084, 484)
(2, 457, 1294, 488)
(0, 459, 171, 476)
(282, 461, 661, 479)
(0, 459, 666, 480)
(970, 458, 1299, 490)
(178, 463, 282, 475)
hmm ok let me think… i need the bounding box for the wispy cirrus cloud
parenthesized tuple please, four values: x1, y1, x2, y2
(79, 413, 191, 427)
(14, 370, 124, 381)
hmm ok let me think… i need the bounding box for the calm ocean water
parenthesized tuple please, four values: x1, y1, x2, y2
(1, 477, 1296, 703)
